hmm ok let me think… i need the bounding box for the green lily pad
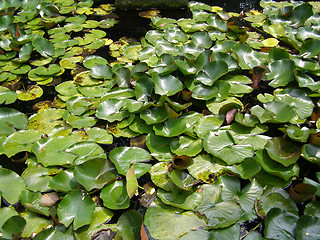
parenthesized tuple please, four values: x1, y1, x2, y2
(90, 64, 112, 79)
(74, 207, 114, 240)
(109, 147, 151, 177)
(117, 210, 143, 240)
(122, 43, 142, 60)
(194, 115, 224, 138)
(21, 210, 52, 238)
(266, 59, 295, 87)
(0, 108, 28, 136)
(188, 154, 225, 182)
(152, 73, 183, 96)
(33, 226, 74, 240)
(153, 118, 187, 137)
(149, 162, 176, 191)
(146, 132, 173, 161)
(302, 144, 320, 166)
(203, 130, 255, 165)
(295, 215, 320, 240)
(96, 99, 129, 122)
(16, 85, 43, 101)
(170, 135, 202, 156)
(27, 108, 65, 134)
(207, 15, 228, 32)
(83, 55, 108, 69)
(59, 56, 83, 69)
(300, 38, 320, 58)
(32, 36, 55, 58)
(265, 137, 301, 167)
(57, 189, 95, 230)
(168, 169, 196, 191)
(86, 127, 113, 144)
(164, 28, 188, 44)
(49, 169, 80, 192)
(140, 106, 169, 125)
(255, 150, 299, 181)
(74, 158, 117, 191)
(0, 86, 17, 104)
(100, 180, 130, 210)
(264, 208, 298, 240)
(22, 166, 53, 192)
(144, 202, 206, 240)
(0, 168, 26, 204)
(1, 130, 42, 157)
(20, 190, 50, 216)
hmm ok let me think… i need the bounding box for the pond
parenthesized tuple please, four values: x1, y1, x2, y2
(0, 0, 320, 239)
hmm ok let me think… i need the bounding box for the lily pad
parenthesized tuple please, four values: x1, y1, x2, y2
(152, 73, 183, 96)
(0, 168, 26, 204)
(57, 189, 95, 230)
(144, 202, 206, 240)
(32, 36, 55, 58)
(109, 147, 151, 177)
(74, 158, 117, 191)
(0, 108, 28, 135)
(203, 130, 255, 165)
(100, 180, 130, 210)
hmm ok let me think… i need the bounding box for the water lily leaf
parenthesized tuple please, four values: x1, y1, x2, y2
(33, 225, 74, 240)
(179, 228, 210, 239)
(265, 137, 301, 167)
(195, 61, 228, 86)
(290, 3, 313, 27)
(128, 116, 153, 134)
(254, 101, 295, 123)
(153, 118, 187, 137)
(59, 56, 83, 69)
(99, 18, 117, 28)
(27, 108, 64, 134)
(232, 43, 262, 69)
(2, 130, 42, 157)
(89, 64, 112, 79)
(255, 150, 299, 181)
(66, 96, 97, 116)
(16, 85, 43, 101)
(0, 214, 26, 239)
(101, 88, 135, 100)
(109, 147, 151, 177)
(32, 36, 55, 58)
(86, 127, 113, 144)
(20, 190, 50, 216)
(188, 154, 224, 183)
(299, 38, 320, 59)
(157, 187, 203, 210)
(207, 97, 243, 115)
(0, 86, 17, 104)
(74, 158, 117, 191)
(0, 15, 14, 33)
(100, 180, 130, 210)
(170, 135, 202, 156)
(62, 112, 97, 129)
(149, 162, 176, 191)
(152, 73, 183, 96)
(208, 15, 228, 32)
(0, 168, 26, 204)
(179, 42, 204, 60)
(145, 202, 206, 240)
(264, 208, 298, 240)
(256, 187, 298, 217)
(83, 55, 108, 69)
(122, 43, 142, 60)
(226, 157, 261, 180)
(57, 189, 95, 230)
(168, 169, 196, 191)
(302, 144, 320, 166)
(74, 207, 114, 240)
(116, 210, 143, 240)
(0, 108, 28, 135)
(286, 126, 315, 143)
(208, 224, 241, 240)
(194, 115, 224, 138)
(295, 215, 320, 240)
(203, 130, 254, 165)
(266, 59, 295, 87)
(34, 64, 63, 76)
(20, 211, 52, 238)
(96, 99, 129, 122)
(140, 106, 169, 125)
(22, 166, 52, 192)
(275, 88, 314, 119)
(31, 136, 79, 166)
(49, 169, 80, 192)
(164, 28, 188, 44)
(146, 132, 173, 161)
